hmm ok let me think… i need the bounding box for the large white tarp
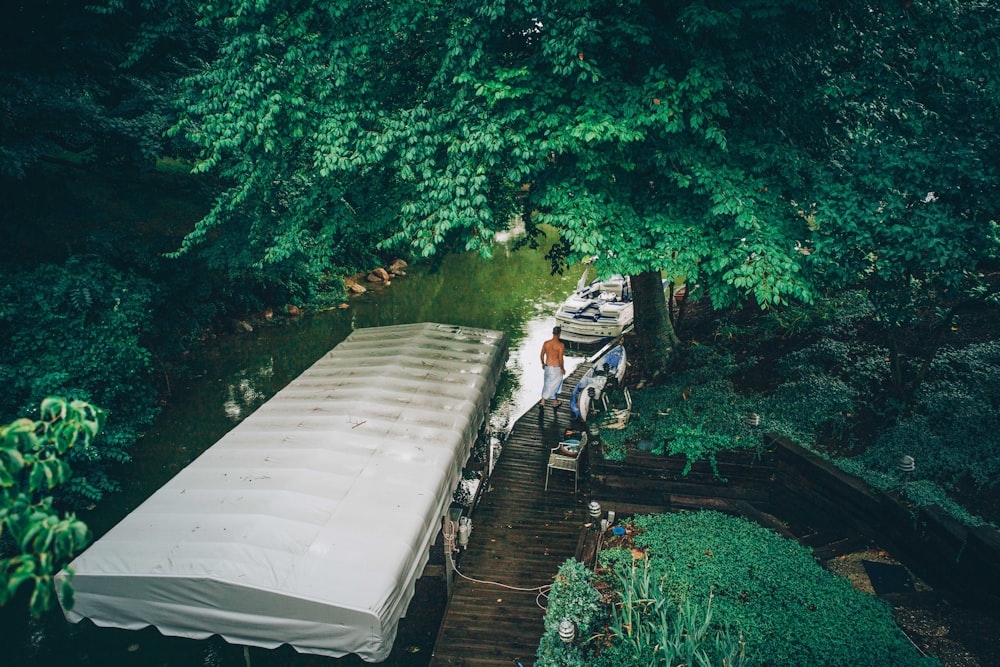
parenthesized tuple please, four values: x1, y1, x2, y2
(58, 323, 508, 662)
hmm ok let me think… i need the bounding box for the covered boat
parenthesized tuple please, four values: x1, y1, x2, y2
(57, 322, 509, 662)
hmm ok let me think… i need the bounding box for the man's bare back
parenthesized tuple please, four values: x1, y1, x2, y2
(540, 327, 566, 406)
(541, 335, 565, 369)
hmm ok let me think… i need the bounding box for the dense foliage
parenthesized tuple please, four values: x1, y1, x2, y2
(0, 258, 158, 506)
(167, 0, 1000, 377)
(0, 0, 199, 177)
(536, 560, 605, 667)
(536, 511, 937, 667)
(602, 289, 1000, 526)
(0, 398, 101, 617)
(752, 291, 1000, 526)
(600, 343, 766, 472)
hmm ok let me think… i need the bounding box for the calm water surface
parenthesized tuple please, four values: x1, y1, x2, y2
(8, 231, 587, 667)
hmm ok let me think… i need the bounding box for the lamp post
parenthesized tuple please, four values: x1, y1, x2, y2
(457, 516, 472, 549)
(558, 619, 576, 644)
(898, 455, 915, 493)
(588, 501, 602, 531)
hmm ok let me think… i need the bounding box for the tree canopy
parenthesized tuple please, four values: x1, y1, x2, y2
(172, 0, 828, 299)
(0, 0, 213, 178)
(170, 0, 1000, 372)
(7, 0, 996, 379)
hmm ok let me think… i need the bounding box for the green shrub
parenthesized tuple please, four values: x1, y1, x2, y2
(909, 342, 1000, 490)
(623, 512, 939, 667)
(822, 341, 1000, 527)
(769, 373, 856, 442)
(1, 398, 102, 616)
(612, 288, 999, 527)
(540, 511, 937, 666)
(0, 257, 159, 506)
(599, 349, 766, 468)
(535, 559, 606, 667)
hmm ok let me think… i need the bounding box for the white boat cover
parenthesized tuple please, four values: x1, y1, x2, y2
(57, 323, 509, 662)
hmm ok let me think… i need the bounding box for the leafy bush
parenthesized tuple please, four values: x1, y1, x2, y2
(599, 348, 766, 468)
(812, 289, 877, 337)
(1, 398, 101, 616)
(907, 342, 1000, 490)
(535, 559, 606, 667)
(0, 257, 159, 506)
(768, 372, 856, 443)
(772, 330, 1000, 526)
(611, 288, 1000, 527)
(615, 512, 937, 667)
(767, 334, 890, 445)
(538, 511, 936, 666)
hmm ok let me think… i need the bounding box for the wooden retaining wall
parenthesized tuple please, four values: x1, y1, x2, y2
(768, 434, 1000, 608)
(586, 430, 1000, 608)
(589, 436, 776, 507)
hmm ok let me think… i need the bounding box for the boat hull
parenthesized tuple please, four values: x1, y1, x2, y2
(555, 275, 633, 345)
(555, 312, 633, 344)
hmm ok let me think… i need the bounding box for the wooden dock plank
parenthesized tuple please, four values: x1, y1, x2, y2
(430, 365, 591, 667)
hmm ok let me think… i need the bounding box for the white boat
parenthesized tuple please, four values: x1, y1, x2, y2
(571, 344, 628, 421)
(555, 268, 633, 345)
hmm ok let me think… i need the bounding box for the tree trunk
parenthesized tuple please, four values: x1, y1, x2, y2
(630, 270, 679, 382)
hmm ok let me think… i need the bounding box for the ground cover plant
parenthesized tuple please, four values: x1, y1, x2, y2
(599, 342, 768, 473)
(604, 289, 1000, 527)
(536, 511, 938, 667)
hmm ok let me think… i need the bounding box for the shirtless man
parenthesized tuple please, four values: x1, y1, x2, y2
(540, 326, 566, 407)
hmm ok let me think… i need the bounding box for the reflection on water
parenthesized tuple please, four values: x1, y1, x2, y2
(222, 361, 275, 421)
(6, 230, 587, 667)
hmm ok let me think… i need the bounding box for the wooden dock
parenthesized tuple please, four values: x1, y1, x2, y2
(425, 348, 1000, 667)
(426, 356, 888, 666)
(429, 365, 592, 667)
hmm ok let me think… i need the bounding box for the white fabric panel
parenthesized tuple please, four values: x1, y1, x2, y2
(58, 323, 508, 662)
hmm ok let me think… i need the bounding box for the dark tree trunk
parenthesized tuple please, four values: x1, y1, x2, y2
(631, 270, 679, 382)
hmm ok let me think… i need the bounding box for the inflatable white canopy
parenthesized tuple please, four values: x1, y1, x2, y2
(58, 322, 508, 662)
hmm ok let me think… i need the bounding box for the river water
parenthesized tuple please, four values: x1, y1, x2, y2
(7, 229, 587, 667)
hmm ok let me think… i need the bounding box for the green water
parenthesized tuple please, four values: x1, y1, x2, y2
(7, 229, 588, 667)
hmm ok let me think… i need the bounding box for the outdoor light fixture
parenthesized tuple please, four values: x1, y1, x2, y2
(589, 501, 602, 531)
(745, 412, 761, 427)
(558, 619, 576, 644)
(898, 455, 915, 474)
(457, 516, 472, 549)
